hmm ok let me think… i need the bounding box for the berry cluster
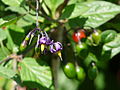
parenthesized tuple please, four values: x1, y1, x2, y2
(72, 29, 101, 59)
(63, 61, 98, 81)
(62, 29, 100, 81)
(20, 28, 63, 60)
(63, 62, 86, 81)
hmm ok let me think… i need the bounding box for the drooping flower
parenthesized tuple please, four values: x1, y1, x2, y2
(39, 36, 47, 52)
(39, 36, 47, 44)
(46, 38, 54, 45)
(50, 42, 63, 60)
(20, 27, 63, 61)
(39, 34, 54, 52)
(50, 42, 63, 53)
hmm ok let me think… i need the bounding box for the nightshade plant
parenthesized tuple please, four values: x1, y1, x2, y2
(0, 0, 120, 90)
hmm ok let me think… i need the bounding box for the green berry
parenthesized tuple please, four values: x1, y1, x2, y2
(75, 43, 88, 59)
(76, 66, 86, 82)
(92, 30, 101, 46)
(63, 62, 76, 79)
(88, 61, 98, 80)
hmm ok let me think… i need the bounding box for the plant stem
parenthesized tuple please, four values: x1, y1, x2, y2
(0, 57, 12, 64)
(36, 0, 39, 28)
(51, 56, 60, 90)
(51, 24, 64, 90)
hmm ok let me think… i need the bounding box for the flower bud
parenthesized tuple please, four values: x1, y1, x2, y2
(20, 40, 28, 51)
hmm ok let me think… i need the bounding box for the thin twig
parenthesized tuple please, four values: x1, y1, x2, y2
(36, 0, 39, 28)
(0, 57, 12, 64)
(0, 54, 23, 64)
(51, 25, 64, 90)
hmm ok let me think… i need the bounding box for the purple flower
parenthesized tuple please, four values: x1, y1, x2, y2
(50, 42, 63, 53)
(39, 37, 47, 44)
(46, 39, 54, 45)
(39, 36, 53, 45)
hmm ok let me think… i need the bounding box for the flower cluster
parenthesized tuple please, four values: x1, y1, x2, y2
(20, 28, 63, 60)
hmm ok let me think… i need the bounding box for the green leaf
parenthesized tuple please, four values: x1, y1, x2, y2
(16, 14, 44, 27)
(103, 34, 120, 50)
(101, 30, 117, 43)
(102, 34, 120, 58)
(5, 5, 43, 26)
(17, 18, 33, 27)
(0, 66, 16, 79)
(0, 48, 9, 60)
(68, 0, 84, 5)
(84, 52, 98, 67)
(60, 3, 89, 19)
(111, 46, 120, 58)
(67, 1, 120, 28)
(5, 29, 15, 51)
(0, 29, 7, 42)
(19, 57, 52, 88)
(81, 1, 120, 28)
(6, 6, 27, 14)
(9, 24, 24, 33)
(0, 14, 25, 28)
(2, 0, 23, 7)
(6, 6, 40, 23)
(0, 41, 10, 57)
(44, 0, 64, 16)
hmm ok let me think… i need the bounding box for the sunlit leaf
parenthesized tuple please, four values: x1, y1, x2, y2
(6, 6, 27, 14)
(2, 0, 23, 7)
(103, 34, 120, 50)
(60, 3, 89, 19)
(19, 57, 52, 88)
(81, 1, 120, 28)
(103, 34, 120, 58)
(67, 1, 120, 28)
(0, 29, 7, 42)
(44, 0, 64, 16)
(0, 66, 16, 79)
(0, 14, 25, 28)
(84, 52, 98, 67)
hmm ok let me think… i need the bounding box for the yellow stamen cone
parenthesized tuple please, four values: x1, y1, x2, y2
(41, 44, 45, 52)
(57, 51, 63, 61)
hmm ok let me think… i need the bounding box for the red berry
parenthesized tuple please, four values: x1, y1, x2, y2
(72, 30, 86, 43)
